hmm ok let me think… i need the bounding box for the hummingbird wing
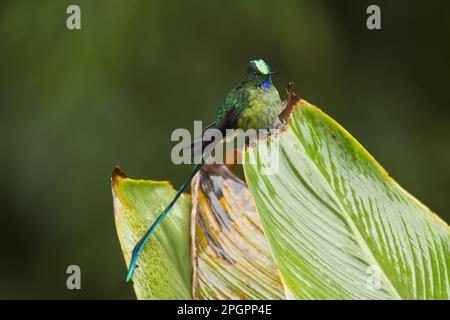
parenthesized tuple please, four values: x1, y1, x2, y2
(186, 106, 240, 157)
(183, 121, 217, 157)
(218, 105, 240, 129)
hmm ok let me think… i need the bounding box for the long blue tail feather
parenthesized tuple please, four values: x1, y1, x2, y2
(126, 162, 204, 282)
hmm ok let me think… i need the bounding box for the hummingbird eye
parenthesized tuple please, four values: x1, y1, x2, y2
(247, 63, 262, 76)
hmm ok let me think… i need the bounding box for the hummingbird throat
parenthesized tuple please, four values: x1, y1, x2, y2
(260, 79, 271, 89)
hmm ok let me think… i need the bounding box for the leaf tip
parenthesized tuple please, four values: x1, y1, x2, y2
(279, 82, 301, 123)
(111, 166, 127, 189)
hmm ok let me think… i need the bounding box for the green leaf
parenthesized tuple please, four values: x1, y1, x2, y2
(243, 98, 450, 299)
(190, 164, 285, 299)
(112, 167, 191, 299)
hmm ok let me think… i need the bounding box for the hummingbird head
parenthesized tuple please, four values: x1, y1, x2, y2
(246, 59, 278, 89)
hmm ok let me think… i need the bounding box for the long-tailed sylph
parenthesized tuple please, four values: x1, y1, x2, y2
(126, 59, 281, 281)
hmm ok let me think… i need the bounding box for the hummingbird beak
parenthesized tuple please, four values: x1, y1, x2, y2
(268, 71, 279, 76)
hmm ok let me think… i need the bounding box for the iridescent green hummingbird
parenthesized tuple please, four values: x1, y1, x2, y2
(126, 59, 281, 281)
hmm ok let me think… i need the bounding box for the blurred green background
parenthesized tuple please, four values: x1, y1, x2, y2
(0, 0, 449, 299)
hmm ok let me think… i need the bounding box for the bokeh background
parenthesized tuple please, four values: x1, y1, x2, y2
(0, 0, 449, 299)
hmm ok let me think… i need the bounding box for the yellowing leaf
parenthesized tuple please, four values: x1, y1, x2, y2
(190, 164, 285, 299)
(112, 168, 191, 299)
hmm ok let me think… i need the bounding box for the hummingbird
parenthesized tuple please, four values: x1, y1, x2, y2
(126, 59, 281, 281)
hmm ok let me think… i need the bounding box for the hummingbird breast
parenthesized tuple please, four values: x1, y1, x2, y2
(236, 86, 281, 131)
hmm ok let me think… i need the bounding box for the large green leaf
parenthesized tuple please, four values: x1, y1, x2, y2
(190, 164, 285, 299)
(112, 167, 191, 299)
(243, 97, 450, 299)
